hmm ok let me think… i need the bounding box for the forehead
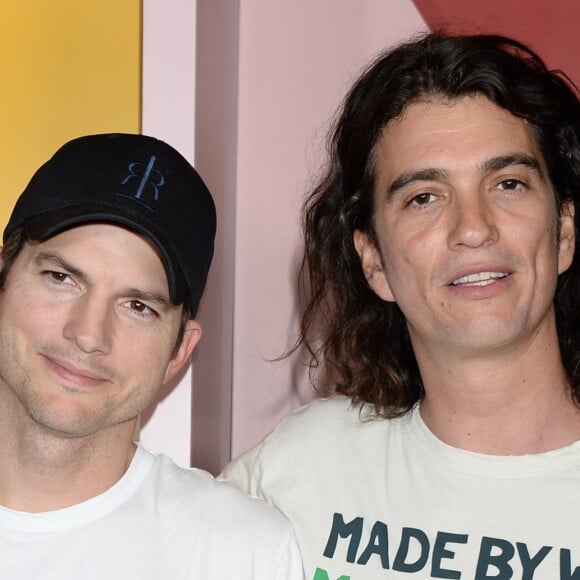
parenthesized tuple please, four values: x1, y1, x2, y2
(374, 95, 545, 185)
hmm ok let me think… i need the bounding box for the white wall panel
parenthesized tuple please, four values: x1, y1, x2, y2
(140, 0, 197, 466)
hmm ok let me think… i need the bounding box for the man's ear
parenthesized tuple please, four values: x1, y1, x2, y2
(558, 200, 575, 275)
(353, 230, 395, 302)
(163, 320, 202, 384)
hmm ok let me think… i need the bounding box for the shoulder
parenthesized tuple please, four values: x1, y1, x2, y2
(129, 448, 304, 577)
(267, 395, 363, 437)
(201, 481, 303, 576)
(144, 448, 294, 536)
(222, 397, 355, 472)
(220, 395, 401, 490)
(245, 394, 386, 448)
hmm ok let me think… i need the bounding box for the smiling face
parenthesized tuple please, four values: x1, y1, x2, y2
(354, 95, 575, 360)
(0, 224, 200, 438)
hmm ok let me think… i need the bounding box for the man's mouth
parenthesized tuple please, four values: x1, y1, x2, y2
(451, 271, 509, 287)
(40, 354, 112, 387)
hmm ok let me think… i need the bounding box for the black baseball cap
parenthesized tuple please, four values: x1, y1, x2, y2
(4, 133, 216, 317)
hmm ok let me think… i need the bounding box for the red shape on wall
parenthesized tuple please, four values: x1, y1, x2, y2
(412, 0, 580, 87)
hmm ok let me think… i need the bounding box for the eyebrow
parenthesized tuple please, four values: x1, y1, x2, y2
(34, 252, 87, 282)
(388, 168, 447, 198)
(480, 153, 543, 176)
(386, 153, 545, 200)
(34, 251, 171, 309)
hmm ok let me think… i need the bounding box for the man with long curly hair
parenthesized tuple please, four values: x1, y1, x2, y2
(222, 32, 580, 579)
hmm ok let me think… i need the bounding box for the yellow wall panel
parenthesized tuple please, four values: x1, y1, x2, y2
(0, 1, 141, 230)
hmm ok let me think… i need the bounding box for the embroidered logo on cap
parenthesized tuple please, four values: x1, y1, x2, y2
(117, 155, 165, 211)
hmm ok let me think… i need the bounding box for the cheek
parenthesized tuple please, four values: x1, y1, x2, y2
(117, 330, 174, 374)
(531, 220, 560, 271)
(381, 231, 428, 283)
(1, 292, 53, 338)
(380, 247, 424, 306)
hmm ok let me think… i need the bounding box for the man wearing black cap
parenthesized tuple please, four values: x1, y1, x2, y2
(0, 134, 303, 579)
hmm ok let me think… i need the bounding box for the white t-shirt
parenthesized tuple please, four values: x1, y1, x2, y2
(221, 396, 580, 580)
(0, 444, 304, 579)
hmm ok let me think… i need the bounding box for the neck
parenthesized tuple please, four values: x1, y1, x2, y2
(414, 324, 580, 454)
(0, 388, 137, 512)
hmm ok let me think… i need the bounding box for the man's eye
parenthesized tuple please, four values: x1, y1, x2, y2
(44, 271, 73, 285)
(409, 192, 436, 206)
(497, 178, 525, 191)
(129, 300, 157, 317)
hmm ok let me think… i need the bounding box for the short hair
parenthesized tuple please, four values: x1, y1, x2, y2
(0, 229, 192, 356)
(296, 31, 580, 417)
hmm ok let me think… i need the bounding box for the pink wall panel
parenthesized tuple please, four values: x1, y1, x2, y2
(192, 0, 429, 473)
(230, 0, 427, 461)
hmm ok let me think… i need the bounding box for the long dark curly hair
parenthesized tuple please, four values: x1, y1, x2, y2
(296, 31, 580, 417)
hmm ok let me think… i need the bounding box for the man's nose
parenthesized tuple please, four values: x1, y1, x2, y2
(447, 191, 499, 250)
(62, 295, 113, 355)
